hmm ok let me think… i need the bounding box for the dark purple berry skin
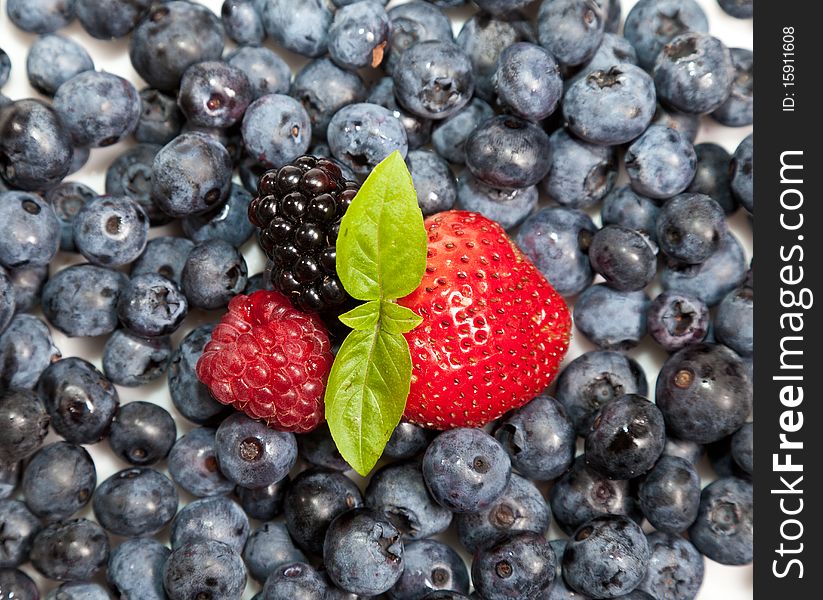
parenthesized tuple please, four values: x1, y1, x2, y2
(108, 401, 177, 466)
(129, 1, 224, 92)
(107, 538, 169, 600)
(30, 518, 110, 582)
(243, 522, 306, 584)
(136, 88, 184, 145)
(0, 568, 38, 600)
(0, 100, 73, 191)
(181, 239, 248, 310)
(295, 423, 350, 471)
(472, 532, 555, 600)
(291, 59, 366, 142)
(163, 540, 246, 600)
(715, 285, 753, 357)
(26, 33, 94, 96)
(656, 343, 752, 444)
(249, 155, 357, 313)
(537, 0, 606, 68)
(222, 0, 265, 47)
(72, 196, 149, 268)
(625, 125, 697, 200)
(22, 441, 96, 522)
(167, 427, 234, 498)
(0, 499, 41, 568)
(92, 467, 179, 537)
(688, 477, 753, 565)
(638, 455, 701, 534)
(178, 61, 253, 129)
(237, 476, 289, 522)
(102, 319, 172, 387)
(171, 496, 250, 554)
(647, 291, 710, 352)
(455, 473, 550, 555)
(687, 143, 737, 215)
(261, 561, 330, 600)
(624, 0, 709, 70)
(562, 516, 650, 599)
(573, 285, 650, 351)
(0, 389, 50, 466)
(656, 193, 727, 264)
(6, 0, 76, 34)
(638, 532, 705, 600)
(588, 225, 657, 292)
(390, 539, 469, 600)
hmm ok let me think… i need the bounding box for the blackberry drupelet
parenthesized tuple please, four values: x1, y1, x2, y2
(248, 155, 358, 313)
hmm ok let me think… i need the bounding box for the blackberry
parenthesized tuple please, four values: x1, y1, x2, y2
(248, 155, 358, 313)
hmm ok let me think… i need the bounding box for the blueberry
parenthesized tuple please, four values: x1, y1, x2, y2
(237, 476, 290, 521)
(151, 132, 233, 218)
(171, 496, 250, 554)
(515, 207, 597, 296)
(0, 192, 61, 271)
(661, 231, 748, 306)
(291, 59, 366, 141)
(456, 473, 551, 555)
(422, 428, 511, 513)
(169, 325, 232, 425)
(242, 94, 312, 169)
(72, 196, 149, 267)
(0, 49, 8, 88)
(601, 187, 659, 244)
(131, 236, 194, 285)
(135, 88, 184, 145)
(163, 540, 246, 600)
(730, 422, 753, 476)
(384, 422, 434, 461)
(182, 183, 255, 248)
(261, 562, 330, 599)
(689, 477, 753, 565)
(31, 518, 109, 582)
(663, 437, 704, 465)
(686, 143, 737, 214)
(37, 357, 119, 445)
(54, 70, 140, 148)
(386, 1, 453, 73)
(108, 538, 170, 600)
(93, 467, 178, 537)
(646, 291, 709, 352)
(258, 0, 333, 58)
(41, 264, 125, 338)
(625, 125, 697, 200)
(638, 455, 700, 534)
(105, 144, 170, 226)
(537, 0, 607, 67)
(222, 0, 265, 46)
(0, 463, 19, 500)
(718, 0, 753, 19)
(296, 423, 350, 471)
(567, 33, 639, 88)
(493, 42, 562, 121)
(624, 0, 709, 70)
(6, 0, 76, 34)
(638, 532, 705, 600)
(0, 269, 12, 335)
(431, 98, 494, 164)
(563, 516, 649, 598)
(465, 116, 551, 189)
(654, 32, 734, 115)
(5, 265, 45, 314)
(656, 193, 726, 265)
(0, 499, 41, 568)
(456, 175, 537, 231)
(494, 395, 575, 481)
(0, 569, 38, 600)
(656, 343, 752, 444)
(114, 274, 186, 338)
(44, 182, 97, 251)
(711, 48, 753, 126)
(22, 442, 95, 522)
(327, 103, 409, 176)
(365, 461, 452, 541)
(129, 1, 224, 91)
(541, 129, 617, 209)
(421, 593, 470, 600)
(107, 401, 176, 466)
(400, 150, 457, 216)
(0, 100, 73, 191)
(285, 468, 363, 555)
(715, 285, 753, 356)
(181, 239, 248, 310)
(393, 41, 475, 121)
(323, 508, 405, 596)
(730, 134, 753, 213)
(589, 225, 657, 293)
(472, 532, 556, 600)
(367, 77, 433, 150)
(178, 61, 252, 129)
(76, 0, 148, 38)
(390, 539, 470, 600)
(26, 34, 94, 96)
(214, 413, 297, 489)
(168, 427, 235, 497)
(328, 0, 391, 70)
(574, 285, 650, 350)
(243, 522, 306, 583)
(456, 11, 535, 101)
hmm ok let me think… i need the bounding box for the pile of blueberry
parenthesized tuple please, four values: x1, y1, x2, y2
(0, 0, 753, 599)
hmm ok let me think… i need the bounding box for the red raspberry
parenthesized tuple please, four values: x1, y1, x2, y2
(196, 290, 333, 433)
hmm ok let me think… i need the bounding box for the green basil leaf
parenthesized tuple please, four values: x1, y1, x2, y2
(336, 151, 427, 301)
(380, 301, 423, 334)
(338, 300, 381, 331)
(325, 328, 412, 476)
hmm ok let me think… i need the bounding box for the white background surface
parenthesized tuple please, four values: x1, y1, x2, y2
(0, 0, 753, 598)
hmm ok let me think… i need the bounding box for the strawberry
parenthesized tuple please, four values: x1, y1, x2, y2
(397, 211, 572, 429)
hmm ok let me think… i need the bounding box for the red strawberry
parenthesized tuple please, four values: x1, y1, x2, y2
(398, 211, 572, 429)
(196, 290, 333, 433)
